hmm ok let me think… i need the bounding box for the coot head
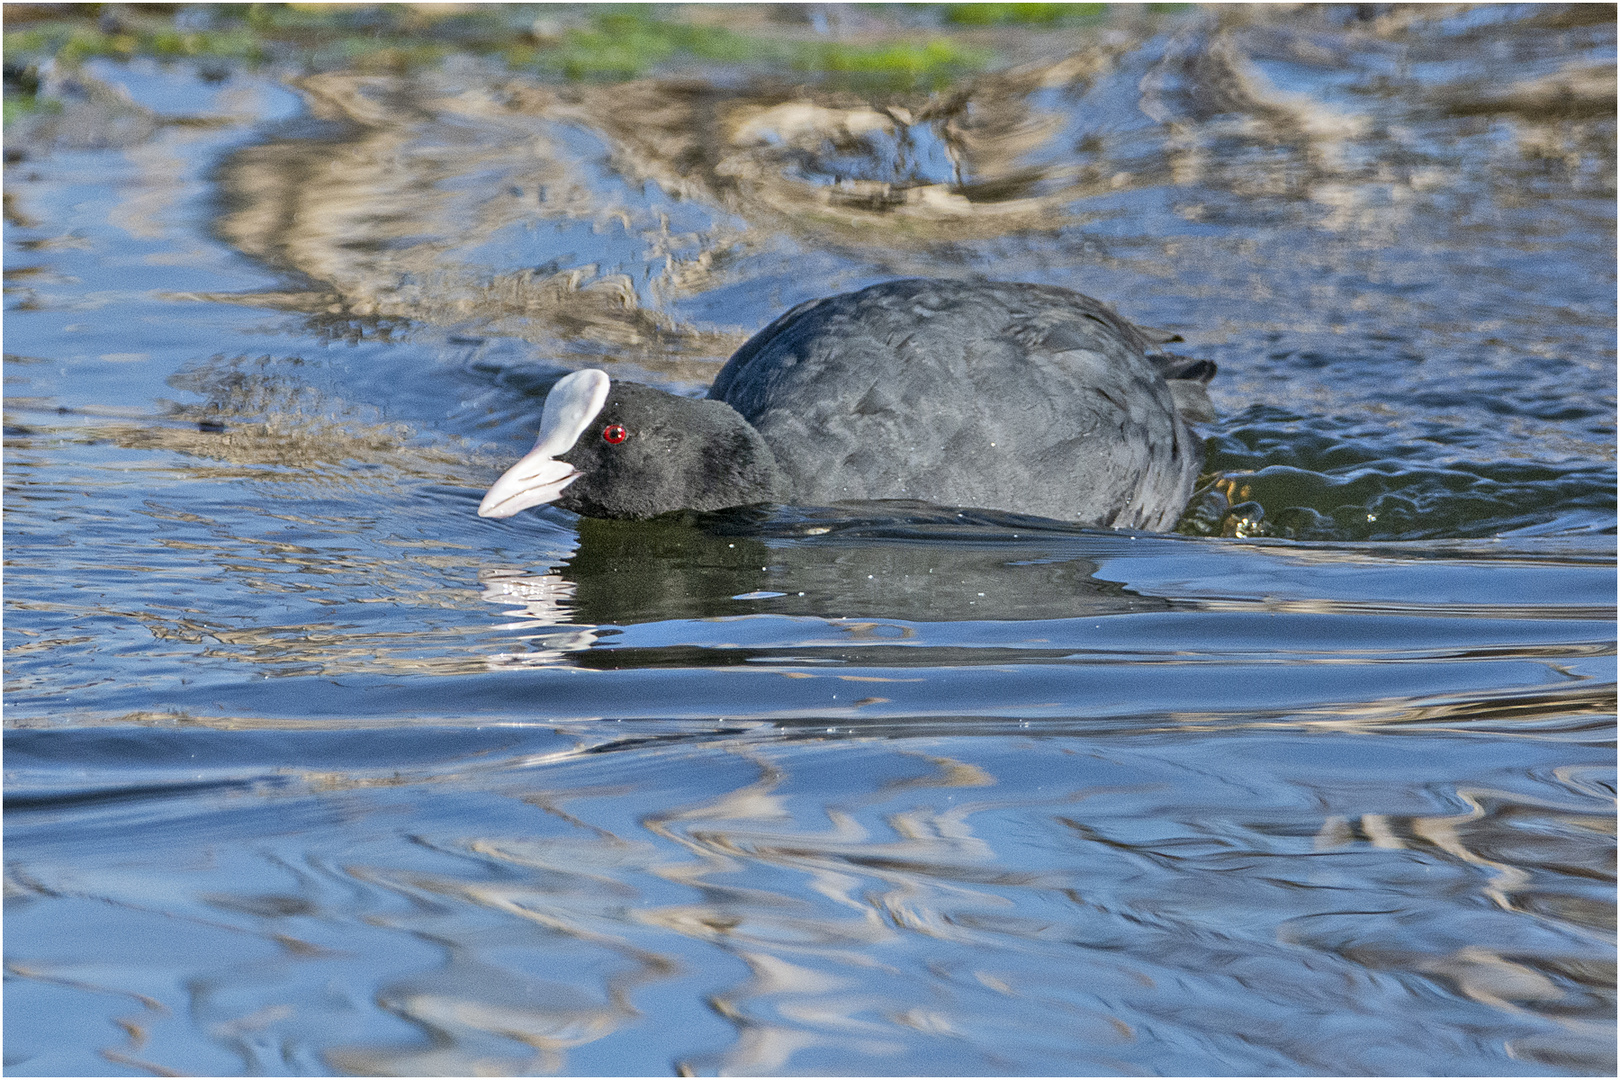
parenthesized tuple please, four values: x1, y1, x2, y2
(478, 369, 783, 521)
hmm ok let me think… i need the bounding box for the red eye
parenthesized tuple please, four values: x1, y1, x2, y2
(602, 423, 628, 445)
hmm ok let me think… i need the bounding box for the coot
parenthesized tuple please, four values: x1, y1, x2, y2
(478, 278, 1214, 530)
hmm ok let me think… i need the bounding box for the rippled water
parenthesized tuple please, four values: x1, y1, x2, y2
(5, 5, 1615, 1076)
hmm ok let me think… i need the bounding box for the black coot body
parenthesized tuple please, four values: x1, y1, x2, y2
(478, 279, 1213, 530)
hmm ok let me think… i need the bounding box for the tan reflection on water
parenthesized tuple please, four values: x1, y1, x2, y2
(282, 728, 1610, 1074)
(206, 51, 1122, 348)
(7, 352, 489, 487)
(305, 749, 1038, 1073)
(318, 797, 681, 1075)
(4, 701, 1610, 1073)
(632, 750, 1052, 1075)
(188, 5, 1620, 367)
(1301, 783, 1616, 1071)
(209, 69, 723, 365)
(6, 418, 516, 685)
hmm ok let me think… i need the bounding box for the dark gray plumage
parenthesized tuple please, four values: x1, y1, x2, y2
(709, 279, 1206, 529)
(479, 279, 1214, 529)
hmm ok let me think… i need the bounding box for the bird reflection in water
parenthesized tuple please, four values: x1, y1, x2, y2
(478, 508, 1174, 661)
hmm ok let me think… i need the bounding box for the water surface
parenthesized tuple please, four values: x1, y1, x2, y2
(4, 5, 1615, 1076)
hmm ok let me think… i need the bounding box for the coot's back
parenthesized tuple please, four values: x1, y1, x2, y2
(709, 279, 1203, 530)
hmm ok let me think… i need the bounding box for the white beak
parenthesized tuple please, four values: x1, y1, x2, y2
(478, 369, 610, 518)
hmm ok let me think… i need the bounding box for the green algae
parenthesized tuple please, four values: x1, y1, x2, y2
(3, 4, 993, 89)
(944, 4, 1109, 26)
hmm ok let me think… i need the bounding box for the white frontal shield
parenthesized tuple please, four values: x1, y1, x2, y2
(477, 369, 611, 518)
